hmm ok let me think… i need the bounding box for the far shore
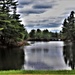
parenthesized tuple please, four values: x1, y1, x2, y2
(27, 38, 62, 41)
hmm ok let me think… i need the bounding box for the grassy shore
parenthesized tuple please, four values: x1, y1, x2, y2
(0, 70, 75, 75)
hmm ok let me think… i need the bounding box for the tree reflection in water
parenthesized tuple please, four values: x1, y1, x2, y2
(31, 48, 49, 53)
(0, 47, 24, 70)
(63, 42, 75, 69)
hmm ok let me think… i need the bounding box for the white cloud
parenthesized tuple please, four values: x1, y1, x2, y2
(17, 0, 75, 32)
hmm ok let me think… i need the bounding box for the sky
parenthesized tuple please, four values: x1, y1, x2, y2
(17, 0, 75, 32)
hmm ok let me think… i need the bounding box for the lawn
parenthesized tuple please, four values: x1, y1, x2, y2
(0, 70, 75, 75)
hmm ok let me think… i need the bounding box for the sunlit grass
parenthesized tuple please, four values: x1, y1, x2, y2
(0, 70, 75, 75)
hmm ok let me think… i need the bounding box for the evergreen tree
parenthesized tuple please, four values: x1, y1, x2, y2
(42, 29, 50, 39)
(62, 11, 75, 41)
(36, 29, 42, 39)
(29, 29, 36, 39)
(0, 0, 28, 46)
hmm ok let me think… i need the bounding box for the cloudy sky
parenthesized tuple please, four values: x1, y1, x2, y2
(17, 0, 75, 32)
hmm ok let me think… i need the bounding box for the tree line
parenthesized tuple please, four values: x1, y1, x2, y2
(28, 29, 59, 41)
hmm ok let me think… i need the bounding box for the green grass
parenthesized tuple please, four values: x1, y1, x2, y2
(0, 70, 75, 75)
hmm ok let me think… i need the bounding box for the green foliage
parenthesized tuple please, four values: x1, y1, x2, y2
(42, 29, 51, 39)
(36, 29, 42, 39)
(29, 29, 59, 40)
(0, 28, 4, 31)
(29, 29, 36, 38)
(62, 11, 75, 41)
(0, 0, 28, 45)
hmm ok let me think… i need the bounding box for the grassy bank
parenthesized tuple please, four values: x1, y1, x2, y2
(0, 70, 75, 75)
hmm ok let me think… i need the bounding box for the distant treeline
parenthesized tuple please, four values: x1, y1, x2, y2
(28, 29, 60, 41)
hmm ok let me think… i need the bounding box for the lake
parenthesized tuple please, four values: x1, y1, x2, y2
(0, 47, 24, 70)
(23, 41, 71, 70)
(0, 41, 74, 70)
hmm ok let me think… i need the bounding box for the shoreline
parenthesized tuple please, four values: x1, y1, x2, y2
(27, 39, 61, 41)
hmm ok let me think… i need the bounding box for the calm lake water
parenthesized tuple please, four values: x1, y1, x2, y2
(23, 41, 71, 70)
(0, 41, 74, 70)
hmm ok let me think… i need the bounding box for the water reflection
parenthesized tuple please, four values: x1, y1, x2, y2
(31, 48, 35, 53)
(63, 42, 75, 69)
(24, 41, 71, 70)
(44, 48, 48, 53)
(31, 48, 49, 53)
(0, 47, 24, 70)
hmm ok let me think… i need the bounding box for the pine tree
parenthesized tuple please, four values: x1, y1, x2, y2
(0, 0, 28, 46)
(62, 11, 75, 41)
